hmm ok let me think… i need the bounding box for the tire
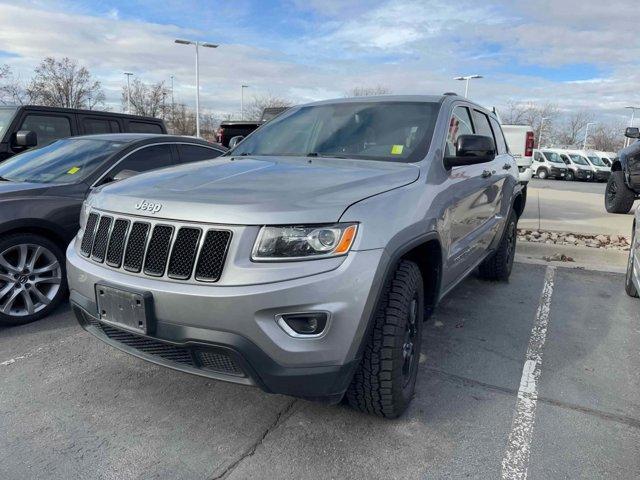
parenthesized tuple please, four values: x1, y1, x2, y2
(625, 228, 639, 298)
(0, 233, 66, 326)
(605, 171, 635, 214)
(478, 210, 518, 281)
(346, 260, 424, 418)
(537, 168, 548, 180)
(565, 170, 574, 181)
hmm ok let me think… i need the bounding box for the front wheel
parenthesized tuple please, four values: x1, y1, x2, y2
(346, 260, 424, 418)
(605, 171, 635, 214)
(0, 233, 66, 326)
(537, 168, 548, 180)
(478, 210, 518, 281)
(565, 171, 575, 181)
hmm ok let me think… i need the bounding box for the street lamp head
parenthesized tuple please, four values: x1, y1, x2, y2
(454, 75, 483, 81)
(174, 39, 193, 45)
(201, 43, 218, 48)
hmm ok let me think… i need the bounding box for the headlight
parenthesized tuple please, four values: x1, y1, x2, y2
(252, 223, 358, 261)
(79, 201, 91, 230)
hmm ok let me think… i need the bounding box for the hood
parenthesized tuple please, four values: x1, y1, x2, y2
(90, 156, 420, 224)
(0, 180, 50, 199)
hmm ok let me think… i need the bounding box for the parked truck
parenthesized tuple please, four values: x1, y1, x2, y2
(216, 107, 290, 147)
(502, 124, 535, 204)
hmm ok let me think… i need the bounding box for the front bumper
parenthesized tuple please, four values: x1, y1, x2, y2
(67, 244, 386, 399)
(575, 169, 594, 181)
(550, 167, 567, 178)
(595, 170, 610, 181)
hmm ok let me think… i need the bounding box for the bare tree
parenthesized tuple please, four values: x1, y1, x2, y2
(26, 57, 105, 109)
(244, 93, 293, 121)
(122, 78, 169, 118)
(552, 110, 594, 147)
(344, 85, 392, 97)
(589, 123, 625, 152)
(166, 103, 195, 135)
(0, 64, 28, 105)
(500, 100, 559, 147)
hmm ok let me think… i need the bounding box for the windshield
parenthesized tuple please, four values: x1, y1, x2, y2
(0, 107, 17, 140)
(588, 155, 606, 167)
(569, 154, 589, 166)
(541, 151, 564, 164)
(230, 101, 440, 163)
(0, 138, 125, 184)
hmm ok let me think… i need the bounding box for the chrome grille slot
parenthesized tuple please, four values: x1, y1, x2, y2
(195, 230, 232, 282)
(91, 216, 113, 263)
(106, 219, 130, 268)
(143, 225, 174, 277)
(167, 227, 202, 280)
(123, 222, 150, 273)
(80, 212, 99, 256)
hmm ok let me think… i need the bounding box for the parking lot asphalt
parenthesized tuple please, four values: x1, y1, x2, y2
(1, 262, 639, 480)
(520, 178, 639, 236)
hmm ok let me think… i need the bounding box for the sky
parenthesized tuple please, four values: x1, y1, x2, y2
(0, 0, 637, 123)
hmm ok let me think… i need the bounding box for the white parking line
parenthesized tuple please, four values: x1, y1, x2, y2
(501, 265, 556, 480)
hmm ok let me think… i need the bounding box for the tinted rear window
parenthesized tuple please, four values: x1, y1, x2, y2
(128, 121, 163, 134)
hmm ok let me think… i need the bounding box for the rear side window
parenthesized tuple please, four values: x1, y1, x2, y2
(110, 120, 121, 133)
(128, 121, 163, 134)
(489, 118, 508, 155)
(83, 118, 111, 134)
(178, 144, 223, 163)
(109, 144, 174, 177)
(20, 114, 71, 146)
(446, 106, 474, 156)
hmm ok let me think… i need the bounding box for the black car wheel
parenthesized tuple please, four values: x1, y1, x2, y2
(565, 171, 575, 181)
(0, 233, 66, 326)
(626, 228, 639, 298)
(478, 210, 518, 281)
(346, 260, 424, 418)
(537, 168, 548, 180)
(605, 171, 636, 214)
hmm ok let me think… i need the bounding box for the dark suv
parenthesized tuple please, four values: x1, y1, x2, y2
(0, 105, 167, 161)
(604, 127, 640, 213)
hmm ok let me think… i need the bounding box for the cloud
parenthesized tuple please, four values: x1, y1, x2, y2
(0, 0, 636, 124)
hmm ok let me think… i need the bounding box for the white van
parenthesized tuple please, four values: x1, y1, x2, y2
(532, 149, 568, 179)
(567, 150, 610, 182)
(502, 125, 534, 185)
(594, 150, 616, 168)
(545, 149, 594, 181)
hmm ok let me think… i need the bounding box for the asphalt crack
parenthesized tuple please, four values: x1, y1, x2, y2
(210, 398, 298, 480)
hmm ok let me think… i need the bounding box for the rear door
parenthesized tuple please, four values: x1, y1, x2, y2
(176, 144, 225, 164)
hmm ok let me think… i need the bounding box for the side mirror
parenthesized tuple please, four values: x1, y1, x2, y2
(228, 135, 245, 149)
(444, 134, 496, 169)
(112, 169, 139, 182)
(14, 130, 38, 148)
(625, 127, 640, 139)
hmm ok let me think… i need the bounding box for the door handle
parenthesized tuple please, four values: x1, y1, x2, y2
(503, 163, 512, 170)
(481, 170, 492, 178)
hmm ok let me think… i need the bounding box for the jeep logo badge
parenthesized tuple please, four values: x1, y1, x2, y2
(135, 200, 163, 214)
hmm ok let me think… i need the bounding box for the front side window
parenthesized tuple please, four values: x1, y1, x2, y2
(0, 138, 124, 183)
(534, 151, 544, 162)
(446, 106, 474, 156)
(20, 114, 71, 146)
(542, 151, 564, 164)
(232, 101, 440, 163)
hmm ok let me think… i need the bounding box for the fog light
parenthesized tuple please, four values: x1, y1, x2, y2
(276, 312, 329, 337)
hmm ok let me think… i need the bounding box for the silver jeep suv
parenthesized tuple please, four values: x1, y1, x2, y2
(67, 95, 523, 418)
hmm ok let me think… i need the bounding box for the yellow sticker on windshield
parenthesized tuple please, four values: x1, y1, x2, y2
(391, 145, 404, 155)
(67, 167, 80, 174)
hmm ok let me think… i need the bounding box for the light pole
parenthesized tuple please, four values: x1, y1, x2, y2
(124, 72, 133, 113)
(241, 85, 249, 120)
(625, 106, 639, 148)
(175, 39, 218, 137)
(583, 122, 596, 150)
(538, 117, 548, 148)
(453, 75, 483, 98)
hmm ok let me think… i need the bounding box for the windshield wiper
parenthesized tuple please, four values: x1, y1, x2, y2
(307, 152, 348, 159)
(0, 176, 12, 182)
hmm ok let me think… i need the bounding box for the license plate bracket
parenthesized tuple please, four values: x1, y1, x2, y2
(95, 284, 153, 335)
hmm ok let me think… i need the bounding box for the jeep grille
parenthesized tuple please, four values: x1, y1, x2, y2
(80, 211, 232, 283)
